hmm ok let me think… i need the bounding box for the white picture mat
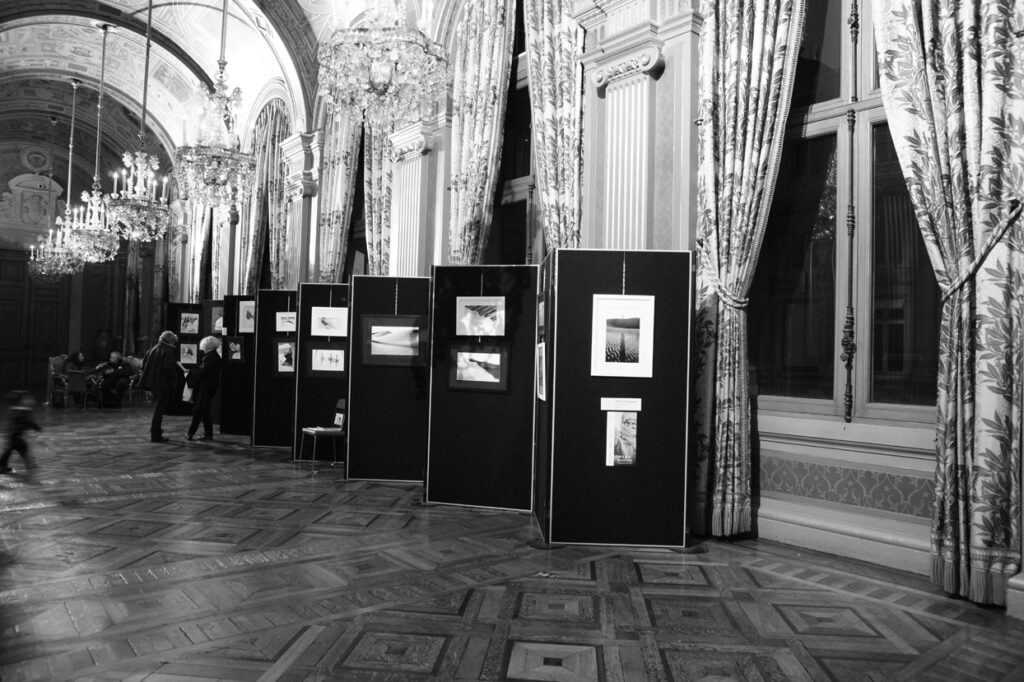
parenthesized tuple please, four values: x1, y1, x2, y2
(311, 348, 345, 371)
(536, 342, 546, 401)
(591, 294, 655, 378)
(180, 312, 199, 335)
(277, 341, 295, 372)
(276, 311, 297, 332)
(455, 295, 506, 336)
(180, 343, 198, 365)
(238, 301, 255, 333)
(310, 306, 349, 337)
(600, 397, 642, 412)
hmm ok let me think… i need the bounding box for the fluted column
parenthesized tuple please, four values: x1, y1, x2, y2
(576, 0, 701, 250)
(281, 132, 318, 287)
(388, 123, 438, 276)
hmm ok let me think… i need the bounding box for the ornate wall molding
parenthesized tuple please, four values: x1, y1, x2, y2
(390, 131, 431, 163)
(591, 45, 663, 89)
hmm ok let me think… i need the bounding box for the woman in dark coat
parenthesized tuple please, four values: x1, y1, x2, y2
(187, 335, 222, 441)
(139, 331, 181, 443)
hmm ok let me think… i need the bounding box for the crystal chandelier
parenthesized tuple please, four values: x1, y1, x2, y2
(318, 0, 450, 129)
(173, 0, 255, 207)
(66, 23, 119, 264)
(29, 110, 85, 281)
(107, 0, 170, 242)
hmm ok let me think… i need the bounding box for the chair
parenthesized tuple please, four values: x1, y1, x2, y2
(46, 354, 68, 407)
(123, 355, 148, 407)
(296, 399, 346, 465)
(64, 371, 103, 410)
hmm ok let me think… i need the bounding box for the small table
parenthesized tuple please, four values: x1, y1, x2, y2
(297, 426, 345, 465)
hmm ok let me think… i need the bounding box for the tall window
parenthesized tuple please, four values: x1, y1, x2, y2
(749, 0, 940, 421)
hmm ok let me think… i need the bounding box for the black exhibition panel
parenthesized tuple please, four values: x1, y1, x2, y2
(347, 275, 431, 481)
(219, 295, 255, 436)
(164, 302, 202, 416)
(252, 289, 297, 447)
(200, 299, 224, 425)
(292, 283, 349, 461)
(541, 249, 693, 547)
(426, 265, 538, 511)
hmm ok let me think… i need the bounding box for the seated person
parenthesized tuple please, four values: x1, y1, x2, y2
(94, 351, 133, 408)
(60, 350, 88, 407)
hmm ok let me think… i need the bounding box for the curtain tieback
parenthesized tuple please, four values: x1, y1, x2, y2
(697, 242, 749, 309)
(940, 199, 1022, 304)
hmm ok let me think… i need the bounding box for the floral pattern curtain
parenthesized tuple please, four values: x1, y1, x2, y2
(240, 99, 290, 293)
(317, 113, 362, 282)
(523, 0, 583, 251)
(874, 0, 1023, 605)
(447, 0, 517, 264)
(691, 0, 805, 536)
(185, 200, 210, 303)
(363, 125, 393, 276)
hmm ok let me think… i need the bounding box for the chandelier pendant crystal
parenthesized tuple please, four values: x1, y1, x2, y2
(107, 0, 170, 242)
(173, 0, 255, 207)
(318, 0, 450, 129)
(66, 23, 120, 264)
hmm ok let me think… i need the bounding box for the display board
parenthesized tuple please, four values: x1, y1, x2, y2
(347, 276, 430, 480)
(292, 283, 349, 461)
(426, 265, 538, 511)
(220, 295, 255, 436)
(252, 289, 297, 447)
(199, 299, 224, 425)
(537, 249, 693, 547)
(164, 302, 201, 416)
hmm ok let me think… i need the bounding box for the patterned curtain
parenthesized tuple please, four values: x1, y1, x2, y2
(523, 0, 583, 250)
(691, 0, 805, 536)
(240, 99, 290, 293)
(185, 201, 210, 303)
(363, 125, 393, 276)
(447, 0, 517, 264)
(874, 0, 1023, 605)
(317, 113, 362, 282)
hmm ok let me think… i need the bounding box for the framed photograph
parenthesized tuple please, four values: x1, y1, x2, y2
(238, 300, 256, 333)
(276, 311, 297, 333)
(536, 342, 546, 401)
(361, 315, 427, 366)
(310, 306, 349, 337)
(179, 311, 200, 336)
(210, 304, 224, 334)
(276, 339, 296, 374)
(591, 294, 656, 378)
(455, 295, 505, 336)
(305, 342, 347, 378)
(449, 343, 509, 393)
(605, 411, 638, 466)
(225, 336, 244, 363)
(179, 343, 198, 366)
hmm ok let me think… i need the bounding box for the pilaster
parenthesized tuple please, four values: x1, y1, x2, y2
(281, 132, 318, 287)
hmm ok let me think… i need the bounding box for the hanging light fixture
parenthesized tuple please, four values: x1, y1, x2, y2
(106, 0, 170, 242)
(317, 0, 450, 130)
(66, 23, 120, 263)
(29, 101, 85, 281)
(173, 0, 255, 207)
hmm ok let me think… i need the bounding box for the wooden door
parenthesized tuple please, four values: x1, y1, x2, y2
(0, 249, 69, 401)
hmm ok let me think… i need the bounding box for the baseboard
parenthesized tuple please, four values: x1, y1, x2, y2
(757, 496, 931, 576)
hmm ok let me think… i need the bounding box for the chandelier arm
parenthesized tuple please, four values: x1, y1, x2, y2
(93, 24, 110, 191)
(139, 0, 154, 153)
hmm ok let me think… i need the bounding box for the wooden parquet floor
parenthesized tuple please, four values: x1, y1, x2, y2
(1, 409, 1022, 681)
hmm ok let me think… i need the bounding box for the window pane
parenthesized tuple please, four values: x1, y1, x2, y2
(791, 0, 842, 107)
(750, 135, 837, 399)
(871, 124, 940, 404)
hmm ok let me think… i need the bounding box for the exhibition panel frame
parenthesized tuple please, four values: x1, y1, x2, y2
(537, 249, 693, 547)
(426, 265, 538, 511)
(252, 289, 297, 447)
(220, 294, 255, 436)
(346, 275, 431, 481)
(165, 302, 202, 416)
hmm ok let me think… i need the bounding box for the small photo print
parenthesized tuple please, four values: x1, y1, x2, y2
(277, 340, 296, 373)
(449, 343, 509, 392)
(180, 343, 198, 366)
(591, 294, 655, 378)
(238, 300, 256, 333)
(455, 295, 505, 336)
(225, 336, 244, 363)
(310, 306, 349, 337)
(536, 342, 546, 401)
(606, 411, 637, 466)
(361, 315, 426, 366)
(210, 304, 224, 334)
(276, 311, 297, 333)
(179, 311, 200, 336)
(311, 348, 345, 372)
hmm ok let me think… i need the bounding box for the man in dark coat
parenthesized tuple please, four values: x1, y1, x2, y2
(95, 351, 134, 408)
(138, 330, 180, 443)
(186, 336, 223, 441)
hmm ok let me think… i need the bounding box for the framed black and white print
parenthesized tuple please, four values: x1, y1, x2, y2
(225, 336, 244, 363)
(361, 315, 427, 366)
(305, 342, 346, 378)
(455, 296, 505, 336)
(591, 294, 655, 378)
(449, 343, 509, 393)
(238, 301, 256, 333)
(179, 343, 198, 366)
(179, 311, 200, 336)
(310, 306, 349, 337)
(276, 311, 297, 333)
(536, 342, 547, 401)
(276, 339, 296, 374)
(210, 304, 224, 334)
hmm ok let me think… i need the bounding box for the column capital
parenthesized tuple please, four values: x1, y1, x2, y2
(281, 132, 317, 199)
(591, 44, 663, 89)
(390, 123, 433, 163)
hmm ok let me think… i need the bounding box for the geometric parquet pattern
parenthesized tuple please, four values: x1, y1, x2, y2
(2, 409, 1023, 681)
